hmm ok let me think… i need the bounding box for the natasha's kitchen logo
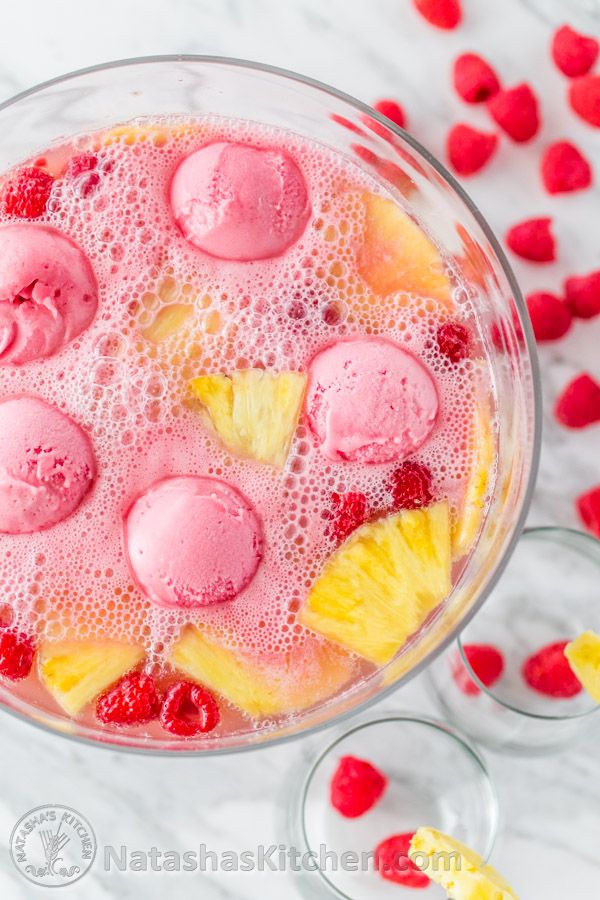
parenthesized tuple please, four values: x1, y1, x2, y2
(10, 805, 97, 887)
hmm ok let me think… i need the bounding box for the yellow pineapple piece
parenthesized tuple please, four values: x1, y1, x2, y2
(189, 369, 307, 468)
(357, 193, 452, 304)
(100, 123, 195, 148)
(170, 628, 354, 719)
(142, 303, 195, 345)
(410, 828, 519, 899)
(565, 631, 600, 703)
(299, 502, 451, 665)
(452, 401, 496, 558)
(39, 641, 144, 716)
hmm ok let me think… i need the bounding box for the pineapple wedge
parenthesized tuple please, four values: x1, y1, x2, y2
(189, 369, 307, 468)
(39, 641, 144, 716)
(299, 502, 451, 665)
(452, 401, 495, 558)
(565, 631, 600, 703)
(142, 303, 195, 344)
(357, 193, 452, 304)
(100, 123, 195, 147)
(170, 627, 354, 719)
(409, 828, 518, 899)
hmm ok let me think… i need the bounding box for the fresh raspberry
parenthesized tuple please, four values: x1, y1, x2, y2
(452, 644, 505, 696)
(66, 153, 101, 198)
(447, 123, 498, 175)
(541, 141, 592, 194)
(391, 461, 433, 510)
(96, 672, 161, 726)
(66, 152, 98, 177)
(555, 374, 600, 428)
(522, 641, 582, 698)
(569, 75, 600, 127)
(413, 0, 462, 29)
(375, 833, 430, 888)
(330, 755, 388, 818)
(436, 321, 471, 361)
(159, 680, 220, 737)
(326, 491, 368, 542)
(552, 25, 599, 78)
(565, 270, 600, 319)
(506, 218, 555, 263)
(1, 167, 54, 218)
(373, 99, 406, 130)
(453, 52, 500, 103)
(526, 292, 572, 342)
(577, 485, 600, 539)
(488, 83, 540, 142)
(0, 629, 36, 681)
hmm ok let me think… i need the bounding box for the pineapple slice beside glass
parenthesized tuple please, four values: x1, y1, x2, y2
(409, 828, 518, 899)
(565, 631, 600, 703)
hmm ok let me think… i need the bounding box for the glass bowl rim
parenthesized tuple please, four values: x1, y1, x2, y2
(0, 54, 542, 756)
(457, 526, 600, 721)
(298, 712, 499, 899)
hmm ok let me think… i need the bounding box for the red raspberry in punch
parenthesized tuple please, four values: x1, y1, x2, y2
(375, 832, 430, 888)
(447, 124, 497, 176)
(453, 53, 500, 103)
(327, 491, 368, 542)
(96, 671, 161, 726)
(159, 680, 220, 737)
(391, 461, 433, 510)
(330, 755, 387, 818)
(555, 374, 600, 429)
(66, 153, 101, 198)
(523, 641, 582, 698)
(569, 75, 600, 127)
(452, 644, 505, 696)
(0, 629, 36, 681)
(1, 167, 54, 219)
(577, 485, 600, 539)
(552, 25, 599, 78)
(506, 218, 555, 263)
(66, 152, 98, 178)
(373, 99, 406, 130)
(413, 0, 462, 29)
(488, 83, 540, 142)
(526, 292, 572, 342)
(436, 321, 471, 362)
(541, 141, 592, 194)
(565, 270, 600, 319)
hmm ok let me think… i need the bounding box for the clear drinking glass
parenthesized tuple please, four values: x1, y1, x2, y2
(289, 715, 498, 899)
(428, 528, 600, 754)
(0, 57, 540, 753)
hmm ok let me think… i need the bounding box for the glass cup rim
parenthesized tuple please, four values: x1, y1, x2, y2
(457, 526, 600, 722)
(0, 54, 541, 756)
(298, 712, 499, 899)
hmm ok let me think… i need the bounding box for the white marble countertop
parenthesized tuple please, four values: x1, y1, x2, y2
(0, 0, 599, 897)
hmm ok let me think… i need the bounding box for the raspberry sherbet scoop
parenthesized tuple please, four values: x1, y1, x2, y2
(0, 224, 97, 366)
(0, 395, 96, 534)
(306, 337, 438, 464)
(125, 476, 263, 609)
(170, 141, 310, 260)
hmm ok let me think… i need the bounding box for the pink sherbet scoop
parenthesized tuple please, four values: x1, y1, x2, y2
(306, 337, 439, 464)
(125, 476, 263, 609)
(170, 141, 310, 261)
(0, 395, 96, 534)
(0, 224, 98, 366)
